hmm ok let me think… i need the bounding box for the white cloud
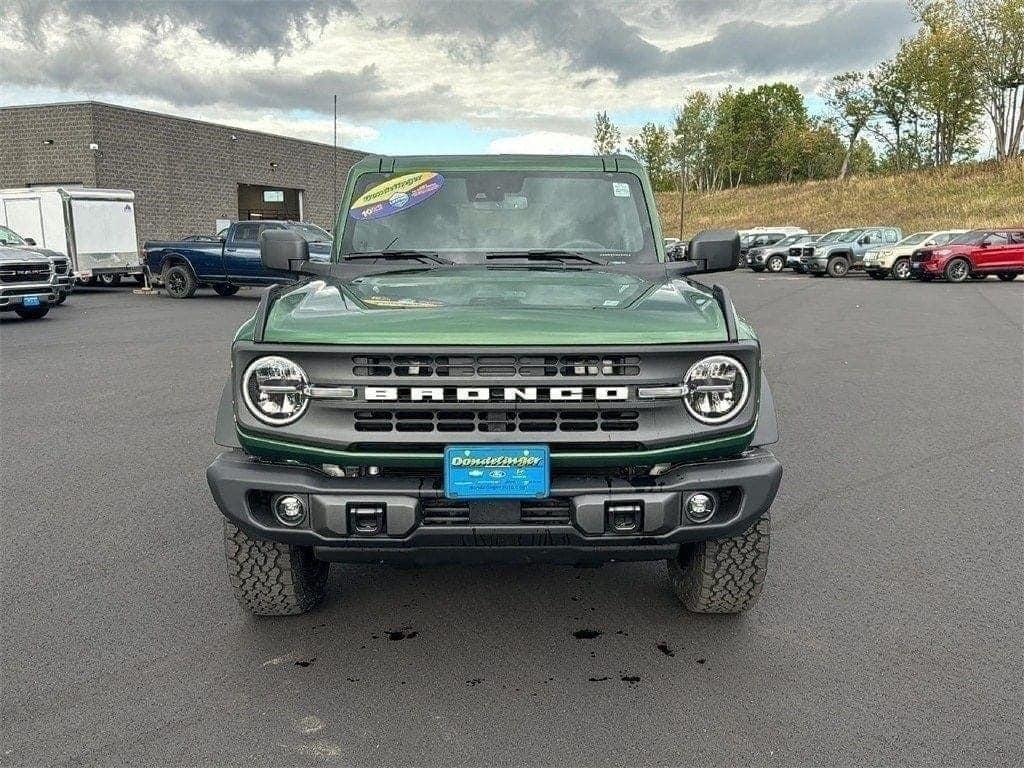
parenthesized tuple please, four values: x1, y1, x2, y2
(488, 131, 594, 155)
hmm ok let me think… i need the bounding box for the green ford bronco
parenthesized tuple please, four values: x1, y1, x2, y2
(207, 155, 782, 616)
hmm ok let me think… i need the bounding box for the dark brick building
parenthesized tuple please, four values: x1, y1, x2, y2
(0, 101, 367, 245)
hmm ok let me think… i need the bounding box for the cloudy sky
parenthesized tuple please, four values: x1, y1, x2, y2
(1, 0, 916, 154)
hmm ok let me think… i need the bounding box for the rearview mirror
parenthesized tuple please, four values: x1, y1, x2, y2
(686, 229, 740, 273)
(24, 237, 36, 246)
(260, 229, 309, 273)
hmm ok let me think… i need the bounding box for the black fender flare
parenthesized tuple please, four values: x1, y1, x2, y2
(751, 372, 779, 447)
(214, 378, 241, 448)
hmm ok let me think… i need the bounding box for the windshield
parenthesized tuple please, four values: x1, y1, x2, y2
(899, 232, 932, 246)
(837, 229, 865, 243)
(0, 225, 26, 246)
(289, 223, 332, 243)
(340, 170, 656, 263)
(949, 230, 986, 245)
(819, 230, 847, 242)
(777, 234, 804, 246)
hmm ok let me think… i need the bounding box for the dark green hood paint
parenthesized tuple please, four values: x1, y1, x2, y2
(255, 268, 753, 346)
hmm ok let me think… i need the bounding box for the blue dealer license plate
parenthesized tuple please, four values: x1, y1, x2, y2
(23, 296, 41, 307)
(444, 445, 550, 500)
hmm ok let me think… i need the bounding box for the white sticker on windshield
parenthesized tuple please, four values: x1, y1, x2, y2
(612, 182, 631, 197)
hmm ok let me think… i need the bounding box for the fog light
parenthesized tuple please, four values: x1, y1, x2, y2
(606, 501, 643, 534)
(274, 494, 307, 527)
(685, 492, 717, 523)
(348, 503, 386, 535)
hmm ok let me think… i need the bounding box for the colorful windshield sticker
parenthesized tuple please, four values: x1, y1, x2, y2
(349, 172, 445, 221)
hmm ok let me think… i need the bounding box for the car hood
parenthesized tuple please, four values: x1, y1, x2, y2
(21, 246, 65, 261)
(254, 266, 754, 345)
(0, 245, 53, 264)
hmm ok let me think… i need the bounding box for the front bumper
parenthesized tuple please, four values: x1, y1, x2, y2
(207, 448, 782, 565)
(806, 259, 828, 274)
(911, 260, 942, 276)
(0, 285, 58, 311)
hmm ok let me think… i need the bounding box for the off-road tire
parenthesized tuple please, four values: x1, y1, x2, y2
(997, 272, 1019, 281)
(827, 257, 849, 277)
(223, 521, 329, 616)
(766, 255, 784, 273)
(213, 283, 239, 297)
(163, 264, 197, 299)
(867, 270, 887, 280)
(667, 513, 770, 614)
(892, 259, 912, 280)
(15, 305, 50, 320)
(945, 258, 970, 282)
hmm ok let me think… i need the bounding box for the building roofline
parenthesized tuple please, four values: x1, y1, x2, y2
(0, 100, 365, 154)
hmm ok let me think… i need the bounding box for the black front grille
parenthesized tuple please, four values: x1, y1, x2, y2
(353, 354, 642, 378)
(0, 263, 50, 284)
(354, 409, 640, 433)
(52, 260, 69, 275)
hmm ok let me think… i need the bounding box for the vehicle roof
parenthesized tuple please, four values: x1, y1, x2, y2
(349, 154, 643, 174)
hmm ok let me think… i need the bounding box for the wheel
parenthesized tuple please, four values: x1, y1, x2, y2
(223, 521, 329, 616)
(969, 273, 986, 280)
(997, 272, 1019, 281)
(55, 290, 68, 305)
(98, 273, 121, 287)
(213, 283, 239, 297)
(892, 259, 912, 281)
(827, 257, 849, 277)
(667, 513, 770, 614)
(945, 258, 971, 282)
(14, 305, 50, 320)
(867, 270, 887, 280)
(765, 255, 784, 273)
(162, 264, 197, 299)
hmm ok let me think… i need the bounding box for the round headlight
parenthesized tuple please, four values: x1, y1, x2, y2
(682, 355, 750, 424)
(242, 355, 309, 425)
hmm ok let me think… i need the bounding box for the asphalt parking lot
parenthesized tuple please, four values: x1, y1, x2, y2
(3, 271, 1022, 767)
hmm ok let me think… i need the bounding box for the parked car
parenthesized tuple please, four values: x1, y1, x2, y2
(207, 154, 782, 617)
(143, 220, 332, 298)
(862, 230, 967, 280)
(0, 224, 74, 304)
(0, 186, 143, 286)
(802, 227, 902, 277)
(911, 228, 1024, 282)
(747, 233, 817, 272)
(739, 228, 808, 263)
(0, 246, 57, 320)
(788, 230, 848, 273)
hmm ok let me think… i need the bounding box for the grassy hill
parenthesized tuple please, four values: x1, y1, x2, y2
(655, 159, 1023, 239)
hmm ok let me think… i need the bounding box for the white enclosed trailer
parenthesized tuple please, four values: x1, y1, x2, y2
(0, 187, 142, 283)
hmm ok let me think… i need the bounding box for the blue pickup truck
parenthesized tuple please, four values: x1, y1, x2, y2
(143, 220, 332, 298)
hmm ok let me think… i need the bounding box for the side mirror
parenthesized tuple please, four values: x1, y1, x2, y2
(24, 237, 36, 246)
(260, 229, 309, 273)
(686, 229, 740, 273)
(979, 241, 990, 248)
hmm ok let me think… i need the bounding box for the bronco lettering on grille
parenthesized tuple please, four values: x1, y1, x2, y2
(363, 386, 629, 402)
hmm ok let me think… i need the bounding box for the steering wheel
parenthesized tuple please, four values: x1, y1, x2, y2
(554, 239, 606, 251)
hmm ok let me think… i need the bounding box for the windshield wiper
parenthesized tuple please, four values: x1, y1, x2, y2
(485, 250, 607, 265)
(341, 250, 452, 265)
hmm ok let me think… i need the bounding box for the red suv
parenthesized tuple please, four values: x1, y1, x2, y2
(911, 229, 1024, 282)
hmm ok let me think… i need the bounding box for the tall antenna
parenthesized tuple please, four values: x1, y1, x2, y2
(332, 94, 338, 218)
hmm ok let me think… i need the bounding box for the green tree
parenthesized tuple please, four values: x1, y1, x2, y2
(822, 71, 877, 180)
(592, 111, 622, 155)
(626, 122, 674, 191)
(671, 91, 714, 190)
(946, 0, 1024, 159)
(900, 7, 984, 165)
(869, 57, 918, 171)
